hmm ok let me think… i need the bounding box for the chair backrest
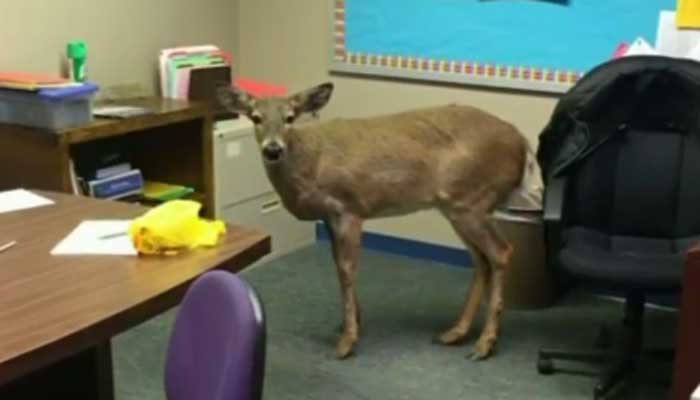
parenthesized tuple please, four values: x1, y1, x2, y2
(165, 270, 266, 400)
(565, 127, 700, 240)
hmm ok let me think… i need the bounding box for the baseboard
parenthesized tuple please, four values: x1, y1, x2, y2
(315, 222, 472, 268)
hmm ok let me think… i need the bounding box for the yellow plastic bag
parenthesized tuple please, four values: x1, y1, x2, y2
(129, 200, 226, 255)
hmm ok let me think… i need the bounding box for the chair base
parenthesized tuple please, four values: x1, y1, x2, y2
(537, 295, 673, 399)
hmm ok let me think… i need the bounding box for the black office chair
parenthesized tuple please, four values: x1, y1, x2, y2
(535, 56, 700, 399)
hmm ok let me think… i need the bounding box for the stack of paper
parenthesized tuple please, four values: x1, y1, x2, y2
(0, 72, 81, 91)
(609, 10, 700, 62)
(656, 10, 700, 59)
(143, 181, 194, 202)
(159, 45, 232, 99)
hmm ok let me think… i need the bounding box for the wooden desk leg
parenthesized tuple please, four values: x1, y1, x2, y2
(673, 248, 700, 400)
(95, 341, 116, 400)
(0, 341, 114, 400)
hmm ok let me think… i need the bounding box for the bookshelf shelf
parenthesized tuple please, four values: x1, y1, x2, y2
(0, 97, 215, 216)
(60, 98, 209, 144)
(186, 192, 207, 204)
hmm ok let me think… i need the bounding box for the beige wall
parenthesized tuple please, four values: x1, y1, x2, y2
(237, 0, 559, 247)
(237, 0, 558, 143)
(1, 0, 237, 95)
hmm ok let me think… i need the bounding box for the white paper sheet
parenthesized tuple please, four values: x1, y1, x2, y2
(623, 37, 658, 57)
(692, 383, 700, 400)
(51, 220, 137, 256)
(685, 41, 700, 61)
(656, 10, 700, 58)
(0, 189, 54, 214)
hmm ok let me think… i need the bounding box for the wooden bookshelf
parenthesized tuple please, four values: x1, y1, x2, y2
(0, 97, 215, 216)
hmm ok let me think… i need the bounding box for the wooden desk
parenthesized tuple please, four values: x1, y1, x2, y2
(0, 97, 215, 215)
(0, 191, 270, 399)
(673, 246, 700, 400)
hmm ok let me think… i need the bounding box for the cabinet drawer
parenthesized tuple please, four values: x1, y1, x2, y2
(220, 192, 315, 260)
(214, 128, 273, 207)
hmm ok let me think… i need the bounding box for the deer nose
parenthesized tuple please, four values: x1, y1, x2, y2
(262, 142, 284, 161)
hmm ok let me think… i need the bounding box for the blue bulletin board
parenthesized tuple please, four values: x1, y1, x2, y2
(330, 0, 676, 93)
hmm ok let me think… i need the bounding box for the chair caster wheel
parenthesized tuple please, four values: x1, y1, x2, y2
(594, 384, 605, 400)
(538, 357, 555, 375)
(594, 325, 613, 349)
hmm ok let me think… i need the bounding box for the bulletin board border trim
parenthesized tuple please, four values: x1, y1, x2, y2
(329, 0, 583, 94)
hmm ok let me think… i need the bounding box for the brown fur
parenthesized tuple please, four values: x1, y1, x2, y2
(219, 83, 538, 360)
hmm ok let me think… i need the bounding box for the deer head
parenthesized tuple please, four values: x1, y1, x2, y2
(217, 82, 334, 164)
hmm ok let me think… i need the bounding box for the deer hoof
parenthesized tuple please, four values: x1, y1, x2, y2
(433, 328, 468, 346)
(335, 334, 357, 359)
(469, 337, 496, 361)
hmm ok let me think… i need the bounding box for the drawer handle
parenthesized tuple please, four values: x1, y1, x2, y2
(261, 199, 282, 214)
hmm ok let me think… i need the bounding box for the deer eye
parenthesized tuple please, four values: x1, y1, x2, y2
(250, 113, 263, 125)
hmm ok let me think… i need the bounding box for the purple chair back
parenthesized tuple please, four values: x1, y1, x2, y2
(165, 270, 266, 400)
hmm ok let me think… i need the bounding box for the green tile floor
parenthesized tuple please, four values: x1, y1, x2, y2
(113, 243, 675, 400)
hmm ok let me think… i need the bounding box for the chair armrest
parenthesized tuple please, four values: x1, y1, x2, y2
(543, 177, 567, 224)
(542, 177, 571, 295)
(542, 177, 567, 255)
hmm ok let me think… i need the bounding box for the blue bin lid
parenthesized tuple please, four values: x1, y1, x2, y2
(38, 82, 99, 102)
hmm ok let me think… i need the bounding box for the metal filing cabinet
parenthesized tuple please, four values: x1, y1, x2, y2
(212, 118, 316, 263)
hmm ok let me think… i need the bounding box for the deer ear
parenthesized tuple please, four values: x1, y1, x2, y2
(217, 83, 256, 115)
(289, 82, 334, 115)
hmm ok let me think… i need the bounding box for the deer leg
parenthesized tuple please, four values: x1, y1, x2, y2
(464, 218, 513, 361)
(325, 221, 362, 335)
(327, 214, 363, 359)
(434, 245, 490, 346)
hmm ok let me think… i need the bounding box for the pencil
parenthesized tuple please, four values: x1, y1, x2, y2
(99, 232, 128, 240)
(0, 241, 17, 253)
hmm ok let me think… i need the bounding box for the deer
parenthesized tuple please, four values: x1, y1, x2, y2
(217, 82, 542, 360)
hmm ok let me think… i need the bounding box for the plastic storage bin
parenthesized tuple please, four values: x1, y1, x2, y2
(0, 82, 99, 130)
